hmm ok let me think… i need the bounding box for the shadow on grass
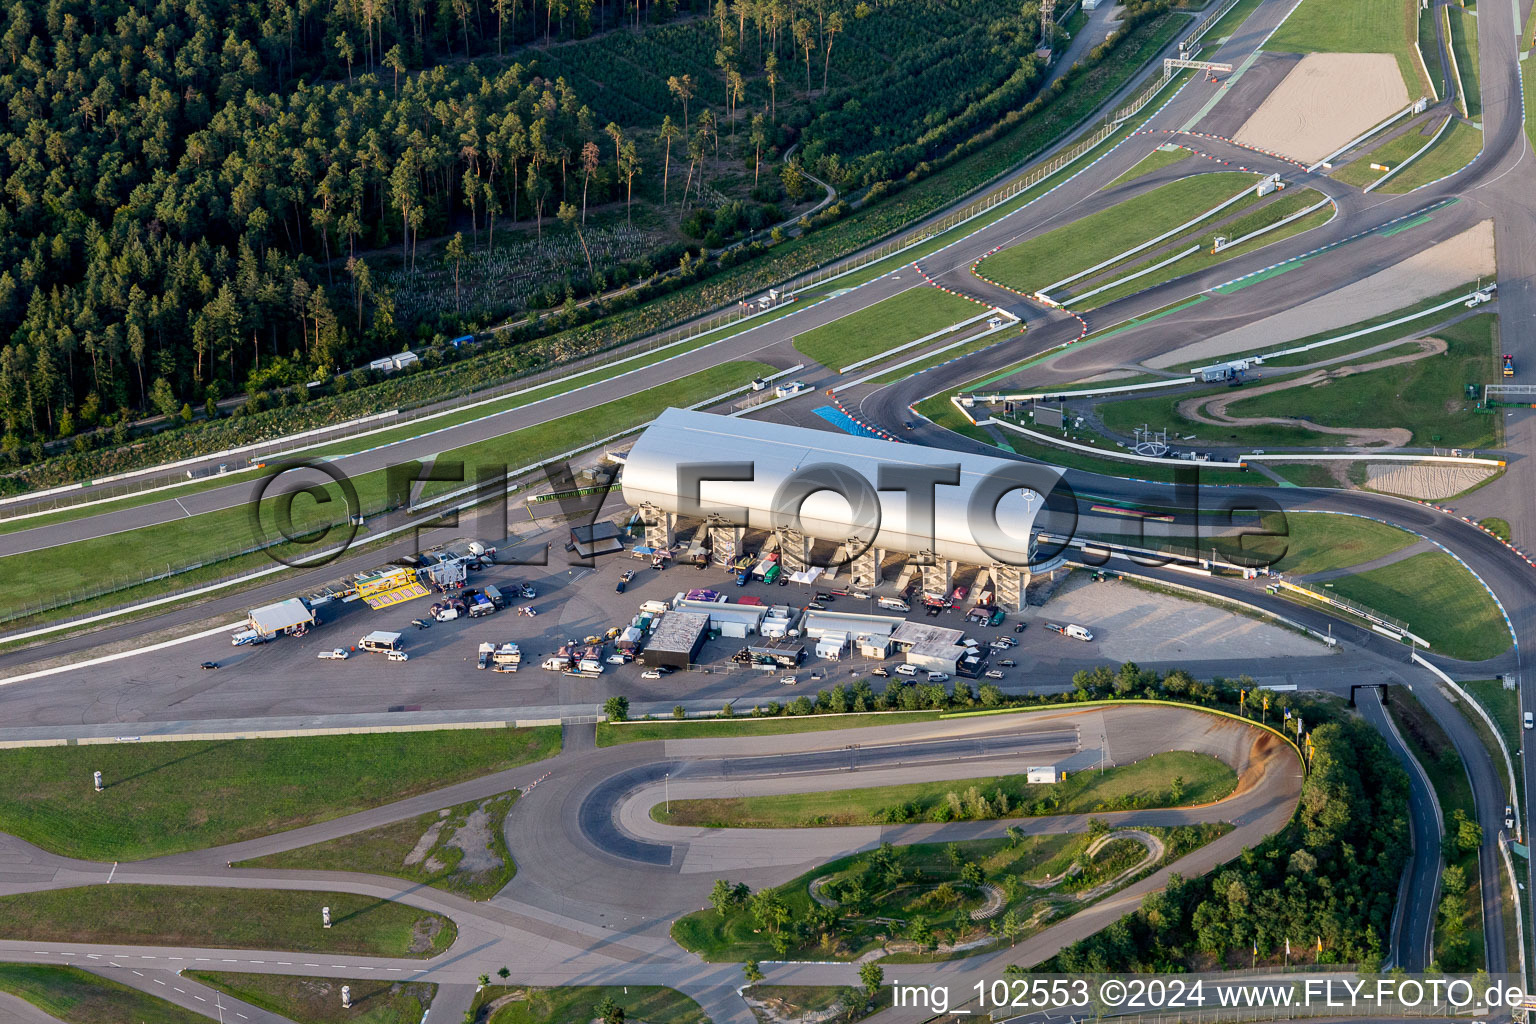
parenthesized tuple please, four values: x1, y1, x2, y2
(107, 741, 230, 788)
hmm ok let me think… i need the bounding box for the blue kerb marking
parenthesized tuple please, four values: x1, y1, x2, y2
(814, 405, 883, 439)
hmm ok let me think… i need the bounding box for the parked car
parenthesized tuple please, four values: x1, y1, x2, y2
(493, 664, 518, 674)
(615, 580, 626, 593)
(641, 669, 662, 679)
(1526, 712, 1533, 730)
(782, 675, 799, 686)
(1013, 623, 1028, 634)
(387, 650, 410, 662)
(317, 649, 348, 660)
(988, 608, 1007, 627)
(1000, 659, 1017, 667)
(807, 601, 826, 610)
(606, 653, 630, 665)
(984, 669, 1005, 679)
(1506, 804, 1516, 830)
(927, 671, 950, 683)
(871, 667, 890, 677)
(521, 585, 537, 599)
(654, 665, 675, 676)
(200, 661, 219, 670)
(410, 618, 430, 629)
(815, 592, 835, 602)
(895, 664, 920, 676)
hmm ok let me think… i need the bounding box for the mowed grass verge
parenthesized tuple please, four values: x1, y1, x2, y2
(1239, 511, 1417, 576)
(0, 726, 559, 860)
(0, 886, 454, 957)
(1330, 551, 1510, 661)
(1067, 189, 1333, 309)
(597, 711, 948, 746)
(652, 751, 1236, 828)
(1107, 146, 1193, 187)
(977, 172, 1259, 295)
(0, 362, 770, 619)
(1379, 120, 1483, 192)
(792, 287, 981, 371)
(1334, 124, 1441, 189)
(188, 972, 436, 1024)
(241, 792, 520, 901)
(470, 986, 709, 1024)
(0, 963, 209, 1024)
(1447, 5, 1481, 120)
(1265, 0, 1425, 96)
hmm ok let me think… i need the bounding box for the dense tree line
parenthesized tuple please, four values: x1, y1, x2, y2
(1044, 715, 1408, 972)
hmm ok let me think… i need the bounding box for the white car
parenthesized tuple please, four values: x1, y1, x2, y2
(895, 664, 920, 676)
(782, 675, 799, 686)
(927, 671, 951, 683)
(317, 648, 348, 660)
(984, 669, 1005, 679)
(641, 669, 662, 679)
(520, 586, 537, 599)
(1526, 712, 1533, 730)
(606, 653, 631, 665)
(387, 650, 409, 662)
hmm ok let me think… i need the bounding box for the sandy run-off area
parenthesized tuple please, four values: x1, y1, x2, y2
(1365, 462, 1499, 499)
(1233, 52, 1409, 163)
(1149, 219, 1495, 368)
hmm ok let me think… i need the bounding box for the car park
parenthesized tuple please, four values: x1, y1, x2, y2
(317, 649, 348, 660)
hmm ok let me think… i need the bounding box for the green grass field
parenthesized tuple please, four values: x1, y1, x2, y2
(0, 726, 558, 861)
(0, 964, 209, 1024)
(1107, 146, 1193, 187)
(1268, 463, 1343, 488)
(1238, 511, 1417, 575)
(2, 362, 769, 619)
(1226, 314, 1498, 448)
(653, 751, 1236, 828)
(1070, 191, 1332, 309)
(1447, 6, 1481, 119)
(470, 986, 708, 1024)
(792, 287, 981, 371)
(598, 711, 948, 746)
(977, 172, 1259, 295)
(1266, 0, 1424, 95)
(1100, 314, 1498, 450)
(1333, 126, 1439, 188)
(241, 792, 519, 901)
(1380, 120, 1482, 192)
(188, 973, 436, 1024)
(1419, 1, 1446, 97)
(1331, 551, 1509, 660)
(0, 886, 455, 957)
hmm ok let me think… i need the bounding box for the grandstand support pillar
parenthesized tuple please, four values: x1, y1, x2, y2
(850, 539, 880, 591)
(708, 524, 745, 568)
(920, 556, 952, 598)
(777, 528, 809, 573)
(640, 503, 675, 551)
(990, 563, 1028, 611)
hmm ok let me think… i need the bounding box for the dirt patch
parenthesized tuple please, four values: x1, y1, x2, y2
(402, 812, 449, 867)
(1171, 337, 1446, 447)
(1198, 52, 1303, 138)
(1149, 220, 1496, 369)
(447, 803, 503, 875)
(408, 914, 446, 955)
(1364, 462, 1497, 498)
(1233, 53, 1409, 163)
